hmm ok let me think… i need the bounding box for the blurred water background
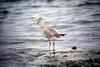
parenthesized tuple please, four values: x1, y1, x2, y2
(0, 0, 100, 67)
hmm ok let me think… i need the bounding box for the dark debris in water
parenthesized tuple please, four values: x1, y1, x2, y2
(72, 46, 77, 50)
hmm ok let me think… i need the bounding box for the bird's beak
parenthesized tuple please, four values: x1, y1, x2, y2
(37, 21, 39, 24)
(36, 19, 39, 24)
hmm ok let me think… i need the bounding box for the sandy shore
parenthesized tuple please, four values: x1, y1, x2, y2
(0, 46, 100, 67)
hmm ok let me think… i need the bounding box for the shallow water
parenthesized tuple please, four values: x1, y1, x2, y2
(0, 0, 100, 67)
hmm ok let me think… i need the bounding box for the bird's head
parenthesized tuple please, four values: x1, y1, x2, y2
(37, 16, 44, 24)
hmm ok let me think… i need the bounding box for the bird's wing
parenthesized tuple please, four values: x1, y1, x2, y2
(44, 27, 61, 38)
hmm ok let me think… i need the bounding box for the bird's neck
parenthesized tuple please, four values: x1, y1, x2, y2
(40, 20, 47, 28)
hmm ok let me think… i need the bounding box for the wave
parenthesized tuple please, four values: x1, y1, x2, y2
(0, 0, 23, 2)
(92, 13, 100, 17)
(71, 19, 100, 25)
(76, 0, 100, 6)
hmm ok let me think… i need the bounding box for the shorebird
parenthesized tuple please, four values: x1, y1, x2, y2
(37, 16, 65, 56)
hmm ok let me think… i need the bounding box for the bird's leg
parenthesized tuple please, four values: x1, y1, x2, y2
(48, 39, 51, 56)
(53, 39, 55, 56)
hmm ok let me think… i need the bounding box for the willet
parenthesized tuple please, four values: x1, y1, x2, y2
(37, 16, 65, 56)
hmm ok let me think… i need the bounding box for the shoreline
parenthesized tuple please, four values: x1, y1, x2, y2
(0, 47, 100, 67)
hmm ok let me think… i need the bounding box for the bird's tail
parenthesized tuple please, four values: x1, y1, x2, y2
(60, 34, 65, 36)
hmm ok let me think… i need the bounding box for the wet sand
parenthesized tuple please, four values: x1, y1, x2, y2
(0, 44, 100, 67)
